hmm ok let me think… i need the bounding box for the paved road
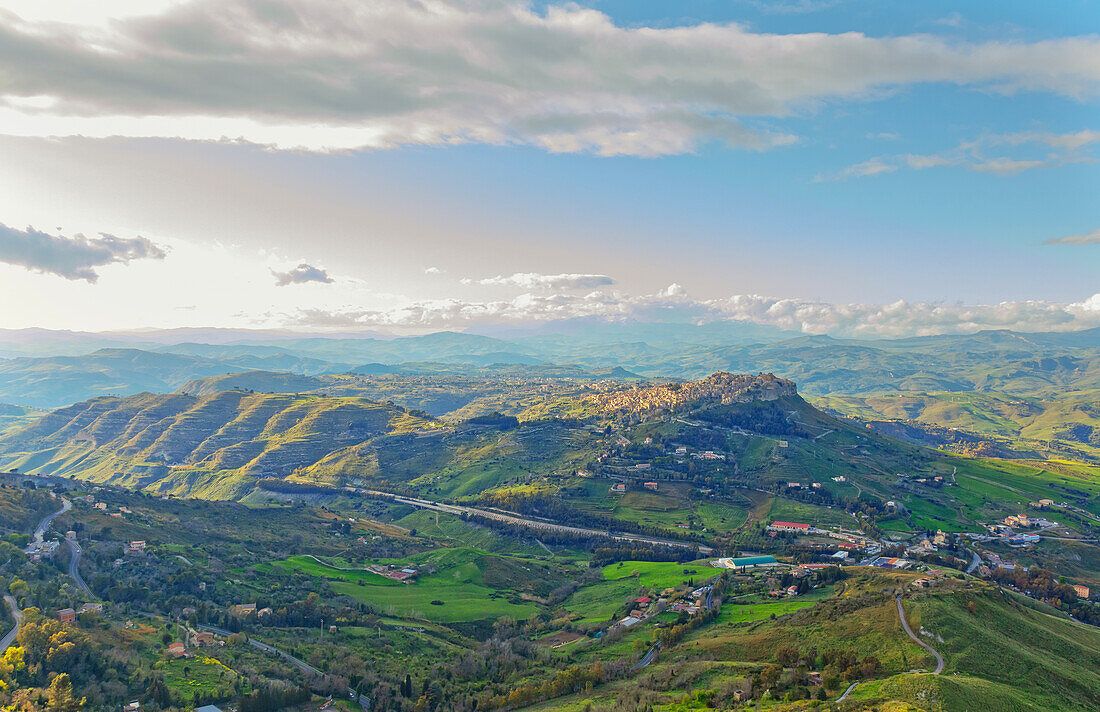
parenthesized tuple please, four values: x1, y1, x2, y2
(67, 539, 93, 596)
(1, 595, 22, 651)
(3, 498, 72, 650)
(965, 549, 982, 574)
(896, 595, 944, 674)
(197, 624, 323, 677)
(631, 641, 661, 670)
(837, 681, 859, 702)
(33, 497, 71, 544)
(365, 490, 713, 554)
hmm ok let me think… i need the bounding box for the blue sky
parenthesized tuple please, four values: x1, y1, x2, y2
(0, 0, 1096, 335)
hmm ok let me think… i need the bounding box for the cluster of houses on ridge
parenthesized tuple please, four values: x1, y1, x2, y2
(611, 584, 715, 631)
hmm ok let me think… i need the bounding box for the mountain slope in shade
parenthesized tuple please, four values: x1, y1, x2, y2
(0, 348, 348, 408)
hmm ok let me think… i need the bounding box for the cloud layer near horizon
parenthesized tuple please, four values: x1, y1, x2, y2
(287, 289, 1100, 338)
(2, 0, 1100, 156)
(0, 223, 165, 281)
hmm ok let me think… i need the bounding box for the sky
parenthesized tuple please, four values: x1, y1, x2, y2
(0, 0, 1097, 338)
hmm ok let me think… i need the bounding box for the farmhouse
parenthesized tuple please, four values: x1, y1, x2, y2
(609, 483, 626, 494)
(229, 603, 257, 617)
(57, 608, 76, 623)
(643, 481, 659, 491)
(127, 540, 146, 554)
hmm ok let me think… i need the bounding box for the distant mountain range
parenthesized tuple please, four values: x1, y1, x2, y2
(1, 325, 1099, 462)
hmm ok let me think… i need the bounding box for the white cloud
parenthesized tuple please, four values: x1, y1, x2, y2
(272, 262, 334, 286)
(1045, 227, 1100, 245)
(424, 266, 443, 275)
(0, 223, 165, 281)
(462, 272, 615, 290)
(828, 128, 1100, 179)
(0, 0, 1098, 156)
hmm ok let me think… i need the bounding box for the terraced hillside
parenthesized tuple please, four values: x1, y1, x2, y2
(0, 391, 436, 498)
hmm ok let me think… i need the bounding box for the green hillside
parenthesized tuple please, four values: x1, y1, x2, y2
(0, 391, 437, 498)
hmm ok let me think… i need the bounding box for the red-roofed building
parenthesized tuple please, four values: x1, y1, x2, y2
(635, 596, 652, 605)
(767, 521, 811, 533)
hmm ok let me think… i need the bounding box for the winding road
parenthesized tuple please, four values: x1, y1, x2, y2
(831, 596, 943, 703)
(896, 595, 944, 674)
(965, 549, 982, 574)
(1, 595, 22, 651)
(67, 539, 93, 596)
(3, 497, 73, 651)
(837, 681, 859, 702)
(33, 497, 71, 544)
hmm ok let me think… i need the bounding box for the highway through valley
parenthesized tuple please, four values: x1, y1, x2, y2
(361, 490, 713, 554)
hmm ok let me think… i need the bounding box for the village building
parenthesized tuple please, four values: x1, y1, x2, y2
(57, 608, 76, 623)
(229, 603, 257, 618)
(643, 481, 659, 491)
(1074, 584, 1090, 599)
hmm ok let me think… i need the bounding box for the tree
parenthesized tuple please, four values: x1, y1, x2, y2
(46, 673, 85, 712)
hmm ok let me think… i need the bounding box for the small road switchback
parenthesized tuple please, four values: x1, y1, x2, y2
(896, 595, 944, 674)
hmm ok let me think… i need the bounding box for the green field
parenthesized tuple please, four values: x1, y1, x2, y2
(767, 496, 854, 527)
(268, 548, 553, 623)
(600, 559, 714, 590)
(715, 587, 832, 624)
(161, 655, 244, 699)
